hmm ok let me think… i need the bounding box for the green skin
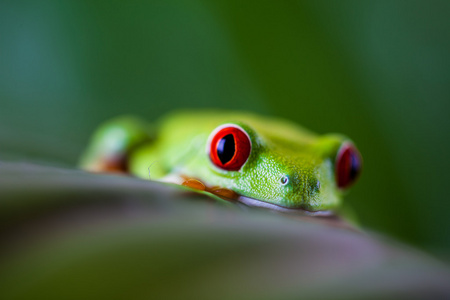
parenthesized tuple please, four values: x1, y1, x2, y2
(80, 110, 357, 213)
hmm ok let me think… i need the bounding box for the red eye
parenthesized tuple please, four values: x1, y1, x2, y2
(336, 143, 362, 189)
(208, 125, 251, 171)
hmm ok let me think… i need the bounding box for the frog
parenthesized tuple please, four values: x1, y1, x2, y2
(80, 110, 362, 216)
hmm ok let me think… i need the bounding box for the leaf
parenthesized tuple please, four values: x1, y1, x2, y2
(0, 162, 449, 300)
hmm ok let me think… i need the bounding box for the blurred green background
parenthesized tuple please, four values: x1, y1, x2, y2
(0, 0, 449, 255)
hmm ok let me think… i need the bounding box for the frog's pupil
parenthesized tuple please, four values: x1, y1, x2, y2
(217, 134, 235, 164)
(349, 151, 361, 181)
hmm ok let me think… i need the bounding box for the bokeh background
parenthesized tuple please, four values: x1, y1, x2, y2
(0, 0, 449, 256)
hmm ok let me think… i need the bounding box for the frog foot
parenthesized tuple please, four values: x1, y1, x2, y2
(84, 155, 128, 174)
(181, 177, 239, 200)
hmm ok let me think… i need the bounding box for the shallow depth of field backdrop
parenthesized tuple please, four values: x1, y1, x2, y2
(0, 0, 449, 256)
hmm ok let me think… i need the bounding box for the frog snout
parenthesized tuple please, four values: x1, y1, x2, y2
(300, 176, 322, 200)
(285, 174, 321, 197)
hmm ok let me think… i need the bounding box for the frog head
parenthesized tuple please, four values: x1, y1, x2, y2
(204, 121, 362, 213)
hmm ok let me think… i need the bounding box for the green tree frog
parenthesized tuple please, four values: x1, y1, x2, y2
(80, 110, 362, 216)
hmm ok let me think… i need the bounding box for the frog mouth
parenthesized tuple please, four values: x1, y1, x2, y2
(236, 195, 334, 217)
(237, 194, 357, 231)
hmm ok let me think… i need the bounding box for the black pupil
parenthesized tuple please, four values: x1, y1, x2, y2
(349, 152, 361, 180)
(217, 134, 235, 164)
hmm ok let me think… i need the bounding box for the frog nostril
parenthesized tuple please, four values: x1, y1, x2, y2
(315, 180, 321, 191)
(280, 175, 289, 185)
